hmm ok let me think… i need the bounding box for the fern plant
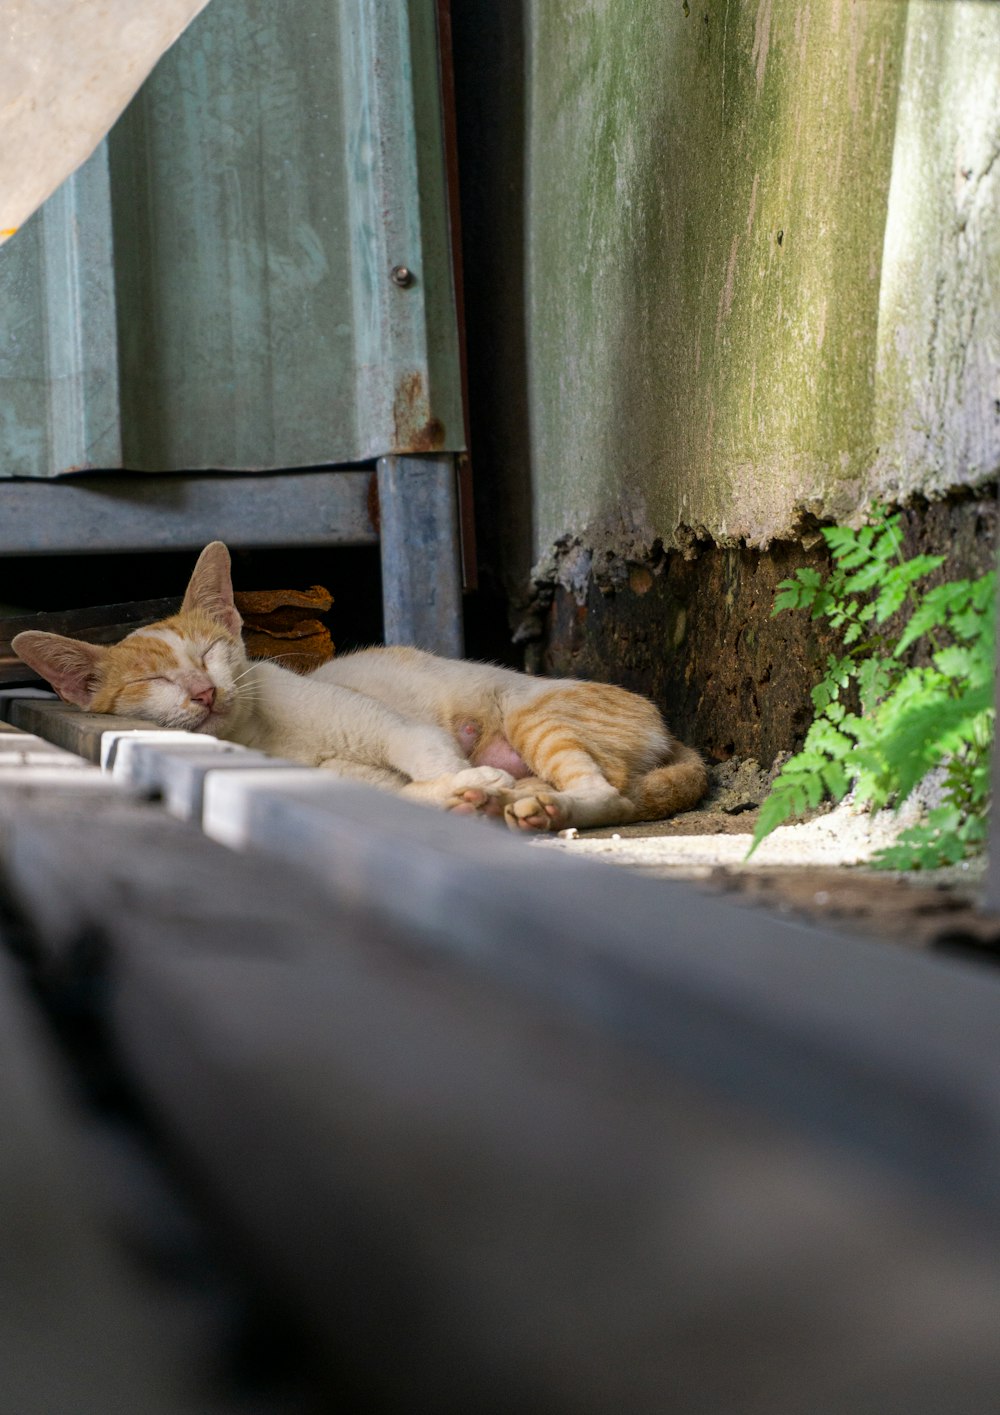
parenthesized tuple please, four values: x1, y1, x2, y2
(750, 505, 995, 869)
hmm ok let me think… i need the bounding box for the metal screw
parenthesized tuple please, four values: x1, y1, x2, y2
(391, 265, 414, 288)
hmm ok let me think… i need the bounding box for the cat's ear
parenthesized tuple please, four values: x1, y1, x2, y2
(181, 541, 242, 637)
(11, 632, 108, 708)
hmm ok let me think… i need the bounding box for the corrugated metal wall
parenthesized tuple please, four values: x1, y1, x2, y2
(0, 0, 464, 477)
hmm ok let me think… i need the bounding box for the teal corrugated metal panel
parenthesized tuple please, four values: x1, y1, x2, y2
(0, 145, 122, 476)
(0, 0, 464, 477)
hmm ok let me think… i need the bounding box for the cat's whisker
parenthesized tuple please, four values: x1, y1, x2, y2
(247, 651, 321, 670)
(230, 663, 262, 685)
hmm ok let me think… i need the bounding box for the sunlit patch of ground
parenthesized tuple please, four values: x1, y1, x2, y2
(529, 759, 997, 959)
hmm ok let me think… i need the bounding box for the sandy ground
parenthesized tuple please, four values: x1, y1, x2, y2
(529, 759, 999, 959)
(532, 799, 974, 874)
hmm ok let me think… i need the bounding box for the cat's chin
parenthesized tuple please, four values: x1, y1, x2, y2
(190, 704, 230, 732)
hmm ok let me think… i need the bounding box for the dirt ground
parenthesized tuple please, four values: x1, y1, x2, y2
(531, 759, 1000, 964)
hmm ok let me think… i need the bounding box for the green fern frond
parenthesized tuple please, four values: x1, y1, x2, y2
(755, 504, 995, 868)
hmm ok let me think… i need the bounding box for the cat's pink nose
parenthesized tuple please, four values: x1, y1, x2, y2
(191, 684, 216, 709)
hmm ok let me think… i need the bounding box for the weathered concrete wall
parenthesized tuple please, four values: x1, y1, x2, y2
(453, 0, 1000, 757)
(874, 2, 1000, 502)
(515, 0, 999, 569)
(525, 0, 911, 569)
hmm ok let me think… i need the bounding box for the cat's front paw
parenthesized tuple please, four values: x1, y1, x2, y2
(503, 791, 569, 833)
(445, 766, 515, 819)
(404, 765, 515, 817)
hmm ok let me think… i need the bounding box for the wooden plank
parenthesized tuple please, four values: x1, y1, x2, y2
(0, 789, 324, 1413)
(0, 722, 110, 784)
(113, 917, 1000, 1415)
(2, 800, 998, 1412)
(200, 771, 1000, 1218)
(0, 792, 323, 961)
(10, 698, 154, 762)
(0, 728, 89, 766)
(17, 718, 1000, 1225)
(102, 729, 217, 773)
(0, 943, 197, 1414)
(0, 722, 56, 739)
(0, 767, 121, 790)
(0, 747, 88, 767)
(110, 736, 247, 783)
(115, 742, 301, 822)
(9, 700, 312, 810)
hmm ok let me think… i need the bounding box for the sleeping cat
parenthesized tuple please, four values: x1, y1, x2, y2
(12, 541, 707, 832)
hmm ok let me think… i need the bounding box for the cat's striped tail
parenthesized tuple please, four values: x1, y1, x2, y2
(630, 743, 708, 821)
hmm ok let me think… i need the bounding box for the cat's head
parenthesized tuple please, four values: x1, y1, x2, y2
(12, 541, 250, 734)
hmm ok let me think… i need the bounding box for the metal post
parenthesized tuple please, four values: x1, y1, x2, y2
(376, 454, 464, 657)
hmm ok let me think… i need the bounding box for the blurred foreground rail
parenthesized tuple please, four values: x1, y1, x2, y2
(1, 693, 999, 1413)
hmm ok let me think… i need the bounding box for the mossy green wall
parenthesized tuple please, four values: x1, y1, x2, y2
(522, 0, 1000, 575)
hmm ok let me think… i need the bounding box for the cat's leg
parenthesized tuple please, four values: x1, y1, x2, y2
(317, 752, 514, 815)
(505, 745, 708, 831)
(311, 693, 511, 815)
(503, 752, 638, 833)
(375, 714, 516, 815)
(316, 758, 411, 792)
(401, 766, 516, 816)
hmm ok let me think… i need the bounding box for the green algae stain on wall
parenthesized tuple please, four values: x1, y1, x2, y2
(525, 0, 907, 563)
(875, 1, 1000, 504)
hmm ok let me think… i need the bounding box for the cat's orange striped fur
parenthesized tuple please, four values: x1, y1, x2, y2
(498, 681, 707, 828)
(13, 542, 707, 832)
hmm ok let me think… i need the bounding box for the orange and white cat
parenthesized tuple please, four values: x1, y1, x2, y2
(12, 542, 707, 832)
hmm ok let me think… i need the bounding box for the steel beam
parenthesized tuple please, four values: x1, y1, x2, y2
(377, 454, 464, 657)
(0, 470, 377, 555)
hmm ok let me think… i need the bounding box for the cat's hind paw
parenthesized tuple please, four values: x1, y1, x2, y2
(503, 791, 568, 833)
